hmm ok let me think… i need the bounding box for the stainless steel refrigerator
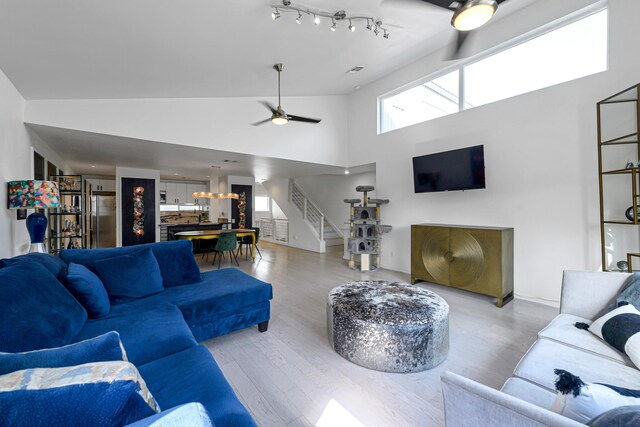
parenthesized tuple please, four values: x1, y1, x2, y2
(90, 193, 116, 248)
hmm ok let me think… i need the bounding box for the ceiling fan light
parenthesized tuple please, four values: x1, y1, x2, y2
(452, 0, 497, 32)
(272, 116, 289, 125)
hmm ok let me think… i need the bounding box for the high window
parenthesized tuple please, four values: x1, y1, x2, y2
(379, 7, 608, 134)
(255, 196, 270, 212)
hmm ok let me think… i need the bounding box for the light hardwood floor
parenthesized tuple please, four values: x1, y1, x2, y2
(198, 242, 558, 427)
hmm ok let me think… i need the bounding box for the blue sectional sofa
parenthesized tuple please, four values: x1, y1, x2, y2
(0, 240, 273, 426)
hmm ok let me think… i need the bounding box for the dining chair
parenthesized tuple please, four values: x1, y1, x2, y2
(237, 228, 262, 260)
(211, 232, 239, 269)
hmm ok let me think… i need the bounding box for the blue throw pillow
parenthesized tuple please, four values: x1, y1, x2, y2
(65, 262, 110, 318)
(0, 331, 126, 376)
(60, 240, 202, 288)
(94, 247, 164, 304)
(0, 261, 87, 353)
(0, 361, 160, 427)
(0, 252, 68, 281)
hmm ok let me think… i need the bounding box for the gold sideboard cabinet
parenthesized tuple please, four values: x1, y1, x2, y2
(411, 224, 514, 307)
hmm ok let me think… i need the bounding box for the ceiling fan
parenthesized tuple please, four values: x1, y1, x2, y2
(252, 64, 322, 126)
(419, 0, 506, 58)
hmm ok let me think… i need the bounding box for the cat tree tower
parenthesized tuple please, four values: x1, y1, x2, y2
(344, 186, 391, 272)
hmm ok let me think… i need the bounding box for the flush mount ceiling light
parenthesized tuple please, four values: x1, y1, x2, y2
(270, 0, 389, 39)
(451, 0, 498, 31)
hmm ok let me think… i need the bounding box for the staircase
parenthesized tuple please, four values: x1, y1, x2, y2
(289, 179, 343, 246)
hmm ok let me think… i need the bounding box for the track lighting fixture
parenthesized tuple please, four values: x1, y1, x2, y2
(270, 0, 388, 39)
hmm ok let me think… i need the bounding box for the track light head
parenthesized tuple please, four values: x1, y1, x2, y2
(330, 19, 336, 31)
(366, 19, 372, 30)
(348, 19, 355, 32)
(314, 14, 320, 25)
(373, 26, 379, 36)
(272, 8, 280, 20)
(383, 30, 389, 39)
(296, 11, 303, 24)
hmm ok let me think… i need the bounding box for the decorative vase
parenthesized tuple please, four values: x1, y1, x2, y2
(625, 206, 639, 222)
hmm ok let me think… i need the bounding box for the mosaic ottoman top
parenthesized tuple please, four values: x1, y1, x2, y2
(328, 281, 449, 326)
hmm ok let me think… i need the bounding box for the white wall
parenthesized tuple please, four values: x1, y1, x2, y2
(115, 166, 161, 246)
(0, 69, 70, 257)
(262, 178, 324, 253)
(295, 171, 377, 233)
(23, 95, 349, 167)
(347, 0, 640, 305)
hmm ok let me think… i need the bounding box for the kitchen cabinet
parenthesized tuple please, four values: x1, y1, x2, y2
(162, 181, 208, 205)
(87, 179, 115, 192)
(187, 183, 207, 204)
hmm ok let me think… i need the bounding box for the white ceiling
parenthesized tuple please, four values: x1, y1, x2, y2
(0, 0, 530, 100)
(28, 124, 375, 181)
(7, 0, 536, 179)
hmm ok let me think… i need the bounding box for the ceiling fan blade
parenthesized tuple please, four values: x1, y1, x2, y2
(446, 30, 470, 60)
(287, 114, 322, 124)
(251, 118, 272, 126)
(258, 101, 277, 114)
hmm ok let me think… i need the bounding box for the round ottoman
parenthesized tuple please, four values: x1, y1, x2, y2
(327, 281, 449, 373)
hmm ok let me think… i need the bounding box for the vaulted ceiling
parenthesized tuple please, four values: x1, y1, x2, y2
(0, 0, 534, 100)
(3, 0, 537, 179)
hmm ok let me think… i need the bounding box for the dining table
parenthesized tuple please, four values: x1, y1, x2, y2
(174, 229, 257, 260)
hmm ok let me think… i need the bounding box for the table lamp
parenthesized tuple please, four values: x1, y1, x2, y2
(7, 180, 61, 253)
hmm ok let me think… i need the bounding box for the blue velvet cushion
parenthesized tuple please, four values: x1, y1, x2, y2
(94, 247, 164, 304)
(0, 261, 87, 353)
(0, 252, 68, 281)
(65, 262, 111, 318)
(124, 268, 273, 341)
(74, 304, 197, 366)
(139, 345, 256, 427)
(0, 361, 159, 427)
(0, 331, 126, 376)
(60, 241, 202, 288)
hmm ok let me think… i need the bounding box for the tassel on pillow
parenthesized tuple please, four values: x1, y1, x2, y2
(551, 369, 640, 423)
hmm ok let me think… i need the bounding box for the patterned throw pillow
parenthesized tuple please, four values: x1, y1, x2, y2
(588, 303, 640, 368)
(0, 331, 127, 376)
(0, 361, 160, 426)
(552, 369, 640, 423)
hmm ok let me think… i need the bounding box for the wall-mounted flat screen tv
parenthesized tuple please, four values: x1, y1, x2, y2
(413, 145, 485, 193)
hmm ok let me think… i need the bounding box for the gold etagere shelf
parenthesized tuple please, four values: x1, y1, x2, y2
(597, 83, 640, 271)
(48, 175, 89, 254)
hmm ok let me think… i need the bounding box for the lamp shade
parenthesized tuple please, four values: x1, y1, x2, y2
(7, 180, 61, 209)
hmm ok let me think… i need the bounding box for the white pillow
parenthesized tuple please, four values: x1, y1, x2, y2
(552, 369, 640, 423)
(588, 303, 640, 368)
